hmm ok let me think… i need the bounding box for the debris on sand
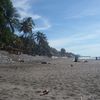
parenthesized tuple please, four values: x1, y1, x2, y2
(40, 90, 49, 96)
(70, 64, 73, 67)
(83, 60, 88, 63)
(18, 59, 24, 62)
(41, 62, 47, 64)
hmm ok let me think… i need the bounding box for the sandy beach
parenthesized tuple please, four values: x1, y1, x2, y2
(0, 58, 100, 100)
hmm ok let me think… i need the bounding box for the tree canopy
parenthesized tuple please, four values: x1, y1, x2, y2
(0, 0, 75, 57)
(0, 0, 20, 34)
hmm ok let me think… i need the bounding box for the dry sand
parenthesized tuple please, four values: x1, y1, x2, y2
(0, 58, 100, 100)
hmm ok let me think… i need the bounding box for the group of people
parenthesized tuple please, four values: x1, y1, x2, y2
(95, 57, 100, 60)
(74, 56, 100, 62)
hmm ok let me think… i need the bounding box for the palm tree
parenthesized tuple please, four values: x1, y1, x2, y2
(20, 17, 35, 37)
(35, 31, 51, 56)
(19, 17, 35, 54)
(0, 0, 20, 34)
(35, 31, 47, 45)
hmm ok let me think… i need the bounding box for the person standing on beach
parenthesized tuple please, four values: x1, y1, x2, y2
(74, 55, 79, 62)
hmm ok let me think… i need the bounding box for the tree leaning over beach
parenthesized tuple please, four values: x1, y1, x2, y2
(0, 0, 20, 34)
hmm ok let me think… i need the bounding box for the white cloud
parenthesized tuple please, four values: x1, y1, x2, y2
(12, 0, 41, 20)
(49, 31, 100, 56)
(49, 31, 100, 47)
(33, 24, 51, 31)
(65, 44, 100, 56)
(12, 0, 51, 30)
(66, 8, 100, 19)
(33, 18, 51, 31)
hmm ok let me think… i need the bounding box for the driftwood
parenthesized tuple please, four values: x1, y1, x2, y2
(41, 62, 47, 64)
(40, 90, 49, 96)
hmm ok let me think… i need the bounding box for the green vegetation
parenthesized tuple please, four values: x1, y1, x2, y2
(0, 0, 75, 57)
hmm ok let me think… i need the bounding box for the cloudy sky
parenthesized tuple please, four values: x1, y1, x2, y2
(12, 0, 100, 56)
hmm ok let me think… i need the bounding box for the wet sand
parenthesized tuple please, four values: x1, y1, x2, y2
(0, 58, 100, 100)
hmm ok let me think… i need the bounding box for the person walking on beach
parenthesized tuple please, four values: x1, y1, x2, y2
(74, 55, 79, 62)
